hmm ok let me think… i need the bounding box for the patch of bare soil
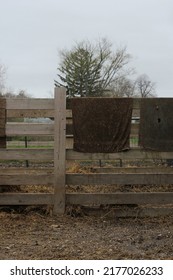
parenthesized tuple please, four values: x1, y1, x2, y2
(0, 206, 173, 260)
(1, 162, 173, 260)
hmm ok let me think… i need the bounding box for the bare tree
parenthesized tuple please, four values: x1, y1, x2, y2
(3, 89, 30, 98)
(110, 76, 136, 97)
(135, 74, 156, 98)
(55, 38, 132, 97)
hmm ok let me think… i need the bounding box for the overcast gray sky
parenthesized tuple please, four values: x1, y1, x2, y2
(0, 0, 173, 97)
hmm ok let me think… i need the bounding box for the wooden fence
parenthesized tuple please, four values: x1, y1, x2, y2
(0, 87, 173, 216)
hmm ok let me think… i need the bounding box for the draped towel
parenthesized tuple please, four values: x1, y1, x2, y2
(71, 98, 133, 153)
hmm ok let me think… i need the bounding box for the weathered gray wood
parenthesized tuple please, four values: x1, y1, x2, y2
(0, 174, 53, 185)
(93, 167, 173, 174)
(0, 167, 53, 174)
(1, 146, 169, 162)
(83, 206, 173, 218)
(66, 173, 173, 185)
(53, 87, 66, 214)
(0, 149, 53, 160)
(66, 110, 72, 119)
(6, 123, 54, 136)
(6, 99, 54, 110)
(6, 109, 139, 119)
(112, 207, 173, 217)
(66, 192, 173, 205)
(0, 193, 53, 205)
(66, 148, 173, 160)
(7, 109, 54, 118)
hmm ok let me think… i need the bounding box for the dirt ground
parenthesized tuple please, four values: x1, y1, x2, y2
(1, 161, 173, 260)
(0, 205, 173, 260)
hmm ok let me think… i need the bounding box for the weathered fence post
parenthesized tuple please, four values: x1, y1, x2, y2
(53, 87, 66, 215)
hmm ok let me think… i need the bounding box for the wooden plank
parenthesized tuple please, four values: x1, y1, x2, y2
(0, 193, 53, 205)
(0, 174, 53, 185)
(66, 110, 72, 118)
(53, 87, 66, 214)
(1, 148, 172, 161)
(0, 167, 53, 174)
(0, 149, 53, 160)
(83, 206, 173, 218)
(66, 148, 173, 160)
(6, 99, 54, 110)
(93, 167, 173, 174)
(112, 207, 173, 217)
(66, 137, 73, 149)
(7, 98, 171, 118)
(6, 107, 138, 119)
(66, 192, 173, 205)
(66, 173, 173, 185)
(7, 109, 54, 118)
(132, 109, 140, 118)
(7, 109, 73, 119)
(6, 123, 54, 136)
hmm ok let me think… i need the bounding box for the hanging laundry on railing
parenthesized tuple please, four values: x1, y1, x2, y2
(71, 98, 133, 153)
(0, 98, 6, 148)
(139, 98, 173, 151)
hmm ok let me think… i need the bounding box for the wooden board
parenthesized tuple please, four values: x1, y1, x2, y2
(0, 174, 53, 185)
(93, 167, 173, 174)
(66, 173, 173, 185)
(6, 123, 54, 136)
(0, 193, 53, 205)
(53, 87, 66, 214)
(0, 149, 53, 160)
(1, 148, 172, 161)
(7, 109, 54, 118)
(66, 192, 173, 205)
(66, 148, 173, 160)
(82, 206, 173, 218)
(6, 99, 54, 110)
